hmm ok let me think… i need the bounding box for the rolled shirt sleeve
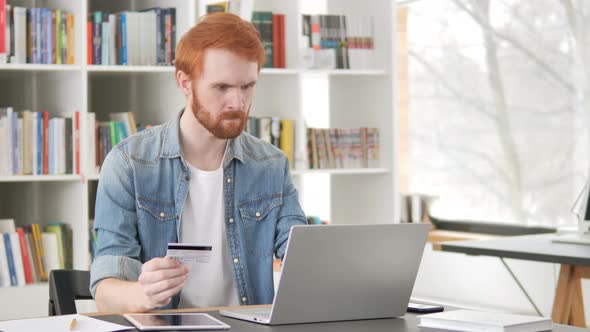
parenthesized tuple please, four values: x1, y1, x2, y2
(89, 146, 142, 297)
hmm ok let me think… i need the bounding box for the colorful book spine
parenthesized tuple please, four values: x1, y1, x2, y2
(9, 233, 25, 286)
(31, 224, 47, 281)
(46, 8, 52, 64)
(48, 118, 54, 174)
(0, 235, 10, 286)
(120, 13, 127, 65)
(272, 14, 279, 69)
(93, 11, 102, 65)
(0, 0, 6, 63)
(35, 8, 41, 64)
(36, 111, 42, 175)
(278, 14, 285, 68)
(55, 9, 61, 64)
(3, 233, 17, 286)
(42, 111, 49, 174)
(74, 111, 80, 174)
(12, 110, 18, 174)
(66, 13, 74, 64)
(24, 229, 38, 282)
(87, 19, 92, 64)
(16, 227, 33, 284)
(279, 119, 294, 169)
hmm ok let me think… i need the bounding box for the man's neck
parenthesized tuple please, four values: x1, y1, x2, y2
(179, 107, 227, 171)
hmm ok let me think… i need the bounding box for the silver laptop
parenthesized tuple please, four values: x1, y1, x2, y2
(219, 223, 429, 325)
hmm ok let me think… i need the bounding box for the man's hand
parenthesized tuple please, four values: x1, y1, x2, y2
(137, 257, 189, 310)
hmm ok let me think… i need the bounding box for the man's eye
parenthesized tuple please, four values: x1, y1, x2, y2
(217, 85, 229, 91)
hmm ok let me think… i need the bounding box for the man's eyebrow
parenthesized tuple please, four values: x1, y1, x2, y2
(210, 80, 257, 87)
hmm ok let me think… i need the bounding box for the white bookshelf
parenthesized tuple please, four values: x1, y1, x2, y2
(0, 0, 397, 320)
(87, 174, 100, 181)
(299, 69, 388, 76)
(0, 64, 83, 71)
(291, 168, 389, 176)
(86, 65, 176, 73)
(0, 175, 82, 182)
(259, 68, 299, 75)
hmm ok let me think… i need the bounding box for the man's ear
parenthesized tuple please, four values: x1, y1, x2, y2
(176, 70, 192, 97)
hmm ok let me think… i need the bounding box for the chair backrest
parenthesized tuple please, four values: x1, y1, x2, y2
(48, 269, 92, 316)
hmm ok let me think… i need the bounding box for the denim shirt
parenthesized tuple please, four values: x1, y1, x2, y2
(90, 109, 307, 309)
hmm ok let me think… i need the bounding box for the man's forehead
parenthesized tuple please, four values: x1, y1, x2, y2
(199, 49, 258, 83)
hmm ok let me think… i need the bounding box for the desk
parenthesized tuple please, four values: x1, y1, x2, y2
(439, 233, 590, 328)
(90, 305, 585, 332)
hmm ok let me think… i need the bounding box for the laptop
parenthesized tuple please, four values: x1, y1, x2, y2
(219, 223, 429, 325)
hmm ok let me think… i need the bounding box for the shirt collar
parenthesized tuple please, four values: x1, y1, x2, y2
(160, 108, 246, 166)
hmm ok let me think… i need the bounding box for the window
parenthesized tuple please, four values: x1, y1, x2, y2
(401, 0, 589, 226)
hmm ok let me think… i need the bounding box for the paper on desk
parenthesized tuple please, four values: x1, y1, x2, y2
(0, 314, 132, 332)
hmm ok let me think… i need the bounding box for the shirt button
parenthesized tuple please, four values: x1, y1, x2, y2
(160, 212, 165, 218)
(233, 258, 239, 264)
(226, 178, 232, 183)
(255, 212, 261, 217)
(185, 175, 190, 181)
(229, 218, 234, 223)
(242, 297, 247, 303)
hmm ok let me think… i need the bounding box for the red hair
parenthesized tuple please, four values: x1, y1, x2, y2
(175, 13, 265, 79)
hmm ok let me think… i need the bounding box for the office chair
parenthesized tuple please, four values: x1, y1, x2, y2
(48, 269, 92, 316)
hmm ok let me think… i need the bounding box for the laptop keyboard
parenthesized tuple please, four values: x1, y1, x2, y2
(251, 311, 270, 318)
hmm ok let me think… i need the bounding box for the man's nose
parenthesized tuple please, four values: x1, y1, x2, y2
(227, 88, 244, 109)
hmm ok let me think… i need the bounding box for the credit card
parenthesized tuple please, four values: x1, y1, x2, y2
(166, 243, 213, 264)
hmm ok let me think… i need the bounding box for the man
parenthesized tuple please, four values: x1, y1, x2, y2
(90, 13, 307, 312)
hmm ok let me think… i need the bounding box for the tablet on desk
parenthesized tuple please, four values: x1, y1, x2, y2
(123, 313, 230, 331)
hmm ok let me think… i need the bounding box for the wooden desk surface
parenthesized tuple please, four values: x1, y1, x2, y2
(427, 229, 499, 250)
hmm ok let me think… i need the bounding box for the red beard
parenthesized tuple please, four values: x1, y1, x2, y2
(191, 94, 249, 139)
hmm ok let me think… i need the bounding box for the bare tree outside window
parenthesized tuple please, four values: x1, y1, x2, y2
(406, 0, 590, 226)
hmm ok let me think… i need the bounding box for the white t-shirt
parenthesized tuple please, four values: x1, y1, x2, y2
(178, 160, 239, 308)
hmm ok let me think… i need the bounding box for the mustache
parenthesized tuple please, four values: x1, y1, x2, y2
(219, 110, 246, 120)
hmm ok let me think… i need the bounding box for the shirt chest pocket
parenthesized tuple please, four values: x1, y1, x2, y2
(238, 193, 282, 225)
(137, 195, 177, 223)
(136, 196, 177, 258)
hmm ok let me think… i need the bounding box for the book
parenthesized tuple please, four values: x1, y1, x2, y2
(0, 234, 10, 286)
(24, 229, 39, 282)
(41, 232, 60, 273)
(9, 233, 25, 286)
(86, 20, 92, 64)
(44, 224, 65, 269)
(42, 111, 49, 174)
(279, 119, 294, 169)
(3, 233, 17, 286)
(74, 111, 80, 174)
(0, 0, 6, 64)
(29, 224, 47, 281)
(277, 14, 285, 68)
(12, 7, 26, 63)
(5, 4, 9, 63)
(16, 227, 33, 284)
(87, 112, 97, 174)
(417, 309, 552, 332)
(272, 14, 279, 69)
(206, 2, 228, 14)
